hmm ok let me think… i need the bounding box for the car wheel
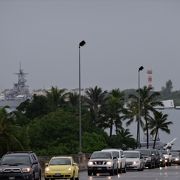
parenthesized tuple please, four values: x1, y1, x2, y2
(109, 168, 114, 176)
(36, 171, 41, 180)
(70, 176, 75, 180)
(88, 170, 92, 176)
(122, 166, 126, 173)
(31, 174, 35, 180)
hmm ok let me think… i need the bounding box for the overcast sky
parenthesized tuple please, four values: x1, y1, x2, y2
(0, 0, 180, 92)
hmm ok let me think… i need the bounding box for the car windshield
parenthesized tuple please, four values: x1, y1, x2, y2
(138, 150, 150, 156)
(171, 152, 179, 157)
(1, 155, 31, 165)
(90, 152, 112, 159)
(124, 152, 139, 158)
(49, 158, 71, 165)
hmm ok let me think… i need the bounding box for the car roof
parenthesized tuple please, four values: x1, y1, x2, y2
(51, 156, 73, 159)
(124, 150, 140, 153)
(102, 149, 123, 151)
(5, 151, 34, 156)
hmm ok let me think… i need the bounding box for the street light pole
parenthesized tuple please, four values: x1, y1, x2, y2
(79, 40, 86, 154)
(137, 66, 144, 148)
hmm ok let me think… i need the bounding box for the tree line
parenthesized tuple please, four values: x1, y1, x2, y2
(0, 85, 173, 156)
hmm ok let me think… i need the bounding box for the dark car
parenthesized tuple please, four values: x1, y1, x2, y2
(0, 151, 41, 180)
(136, 149, 156, 169)
(158, 151, 166, 167)
(171, 151, 180, 165)
(151, 149, 160, 168)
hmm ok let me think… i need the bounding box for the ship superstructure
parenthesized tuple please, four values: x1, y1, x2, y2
(0, 66, 31, 110)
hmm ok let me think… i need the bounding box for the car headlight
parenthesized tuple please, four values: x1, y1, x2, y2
(175, 158, 179, 161)
(45, 167, 50, 172)
(106, 161, 113, 166)
(68, 167, 72, 171)
(88, 161, 93, 166)
(133, 161, 140, 165)
(22, 167, 31, 173)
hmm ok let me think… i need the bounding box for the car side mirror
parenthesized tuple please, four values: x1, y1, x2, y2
(72, 163, 77, 166)
(121, 155, 124, 158)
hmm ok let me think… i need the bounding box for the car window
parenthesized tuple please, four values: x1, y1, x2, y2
(91, 152, 112, 159)
(1, 155, 31, 165)
(49, 158, 71, 165)
(113, 151, 119, 158)
(124, 152, 140, 158)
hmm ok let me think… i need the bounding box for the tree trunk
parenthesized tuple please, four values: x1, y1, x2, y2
(109, 123, 113, 137)
(145, 113, 149, 149)
(153, 128, 158, 149)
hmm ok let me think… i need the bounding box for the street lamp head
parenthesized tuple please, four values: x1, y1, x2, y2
(79, 40, 86, 47)
(138, 66, 144, 71)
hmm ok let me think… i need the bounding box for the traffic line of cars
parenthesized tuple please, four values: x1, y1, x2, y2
(0, 149, 179, 179)
(87, 148, 180, 177)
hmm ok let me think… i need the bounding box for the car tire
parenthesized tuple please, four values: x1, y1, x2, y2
(88, 170, 92, 176)
(36, 171, 41, 180)
(122, 166, 126, 173)
(70, 176, 75, 180)
(109, 168, 114, 176)
(31, 174, 35, 180)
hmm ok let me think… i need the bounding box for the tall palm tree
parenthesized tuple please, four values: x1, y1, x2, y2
(139, 86, 163, 148)
(103, 89, 125, 136)
(123, 100, 144, 146)
(84, 86, 107, 126)
(149, 111, 172, 149)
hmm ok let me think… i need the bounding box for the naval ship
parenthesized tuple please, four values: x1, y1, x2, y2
(0, 67, 31, 111)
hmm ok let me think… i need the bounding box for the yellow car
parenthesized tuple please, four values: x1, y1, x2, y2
(44, 156, 79, 180)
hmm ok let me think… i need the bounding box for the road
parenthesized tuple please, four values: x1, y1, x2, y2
(78, 165, 180, 180)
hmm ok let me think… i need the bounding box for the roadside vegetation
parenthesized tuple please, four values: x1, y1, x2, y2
(0, 80, 175, 156)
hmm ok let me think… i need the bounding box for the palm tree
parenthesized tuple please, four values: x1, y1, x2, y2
(116, 127, 136, 149)
(140, 86, 163, 148)
(64, 92, 79, 111)
(149, 111, 172, 149)
(0, 108, 23, 155)
(84, 86, 107, 126)
(103, 89, 125, 136)
(127, 86, 163, 148)
(123, 100, 144, 146)
(46, 86, 67, 111)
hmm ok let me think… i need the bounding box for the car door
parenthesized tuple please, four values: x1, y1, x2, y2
(31, 154, 40, 179)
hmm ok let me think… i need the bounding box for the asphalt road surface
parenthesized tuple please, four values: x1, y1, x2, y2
(79, 165, 180, 180)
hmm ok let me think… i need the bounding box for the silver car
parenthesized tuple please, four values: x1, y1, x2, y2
(124, 150, 144, 171)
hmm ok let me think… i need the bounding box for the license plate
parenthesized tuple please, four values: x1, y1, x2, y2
(9, 177, 15, 180)
(55, 173, 61, 176)
(97, 167, 102, 170)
